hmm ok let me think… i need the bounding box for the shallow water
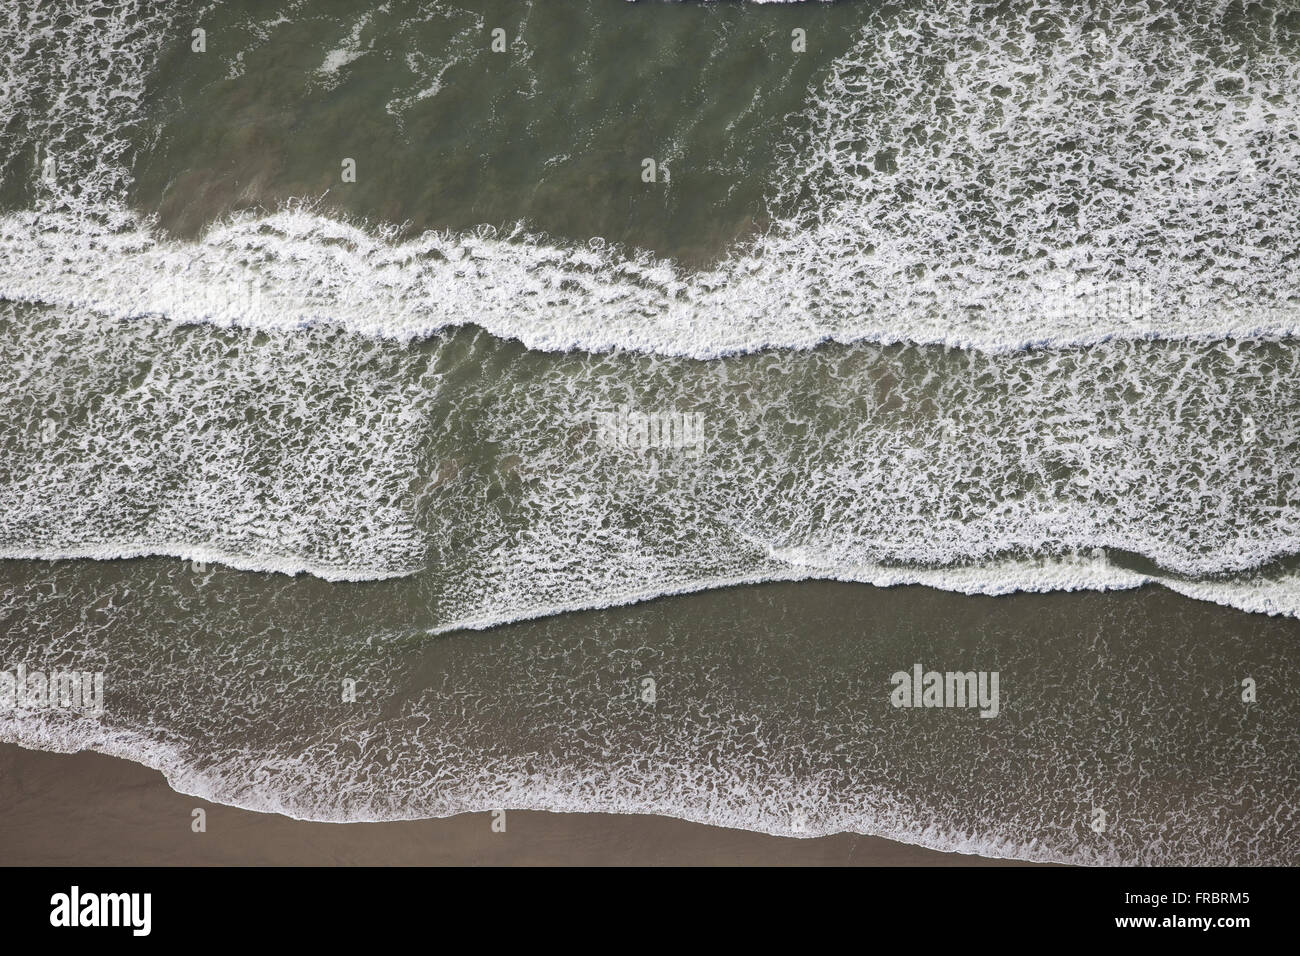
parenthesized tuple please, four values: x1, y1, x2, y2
(2, 565, 1296, 864)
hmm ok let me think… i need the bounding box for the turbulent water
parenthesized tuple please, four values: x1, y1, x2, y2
(1, 0, 1298, 864)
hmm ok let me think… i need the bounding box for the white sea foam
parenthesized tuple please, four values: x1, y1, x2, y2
(0, 1, 1296, 617)
(0, 716, 1122, 864)
(7, 291, 1297, 627)
(3, 558, 1293, 866)
(316, 13, 372, 85)
(2, 1, 1298, 357)
(6, 719, 1120, 864)
(0, 304, 431, 581)
(425, 559, 1300, 638)
(0, 0, 171, 228)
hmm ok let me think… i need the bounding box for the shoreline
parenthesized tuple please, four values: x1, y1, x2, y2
(0, 743, 1040, 866)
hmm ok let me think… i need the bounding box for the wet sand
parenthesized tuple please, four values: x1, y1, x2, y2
(0, 744, 1035, 866)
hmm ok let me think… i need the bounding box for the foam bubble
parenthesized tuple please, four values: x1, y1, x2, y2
(0, 303, 430, 581)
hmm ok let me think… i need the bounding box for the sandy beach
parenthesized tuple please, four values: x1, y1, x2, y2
(0, 743, 1037, 866)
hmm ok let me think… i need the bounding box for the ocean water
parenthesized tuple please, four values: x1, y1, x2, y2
(1, 0, 1298, 864)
